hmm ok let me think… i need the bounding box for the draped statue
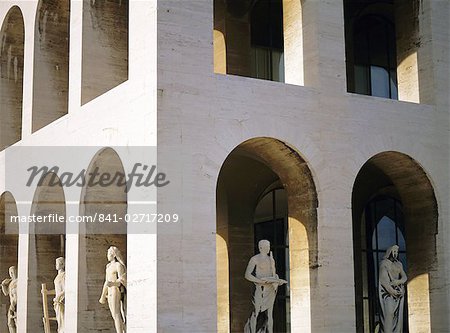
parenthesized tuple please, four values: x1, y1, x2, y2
(378, 245, 407, 333)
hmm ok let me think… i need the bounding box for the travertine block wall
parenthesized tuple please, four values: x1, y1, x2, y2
(0, 0, 447, 332)
(158, 1, 449, 333)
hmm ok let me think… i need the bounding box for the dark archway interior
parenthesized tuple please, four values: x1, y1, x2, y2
(81, 0, 128, 104)
(27, 173, 66, 333)
(218, 152, 280, 331)
(0, 6, 24, 150)
(78, 148, 127, 333)
(352, 151, 438, 333)
(32, 0, 70, 132)
(0, 192, 19, 333)
(217, 137, 318, 333)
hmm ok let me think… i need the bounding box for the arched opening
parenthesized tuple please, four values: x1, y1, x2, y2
(216, 137, 318, 333)
(344, 0, 420, 102)
(81, 0, 128, 104)
(32, 0, 70, 132)
(214, 0, 303, 85)
(27, 172, 66, 333)
(0, 6, 24, 150)
(78, 147, 127, 332)
(0, 191, 19, 333)
(352, 151, 438, 333)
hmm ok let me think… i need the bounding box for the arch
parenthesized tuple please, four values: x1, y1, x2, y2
(216, 137, 318, 333)
(0, 191, 19, 333)
(352, 151, 438, 333)
(81, 0, 128, 104)
(0, 6, 24, 150)
(344, 0, 421, 102)
(27, 172, 66, 333)
(32, 0, 70, 132)
(78, 147, 127, 332)
(0, 191, 19, 330)
(213, 0, 303, 85)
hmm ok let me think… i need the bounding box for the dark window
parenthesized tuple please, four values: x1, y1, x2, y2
(361, 196, 408, 332)
(344, 0, 398, 99)
(254, 188, 290, 332)
(353, 16, 398, 99)
(250, 0, 284, 82)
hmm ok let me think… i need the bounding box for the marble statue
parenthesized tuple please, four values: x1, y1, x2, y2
(1, 266, 17, 333)
(378, 245, 407, 333)
(99, 246, 127, 333)
(53, 257, 65, 333)
(244, 240, 287, 333)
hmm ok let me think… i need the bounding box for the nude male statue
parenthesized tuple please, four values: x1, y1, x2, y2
(99, 246, 127, 333)
(1, 266, 18, 333)
(244, 240, 287, 333)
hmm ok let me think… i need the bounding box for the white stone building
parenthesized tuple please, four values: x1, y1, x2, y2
(0, 0, 449, 332)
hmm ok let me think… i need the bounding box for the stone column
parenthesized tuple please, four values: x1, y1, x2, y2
(283, 0, 304, 86)
(302, 0, 346, 93)
(312, 155, 356, 332)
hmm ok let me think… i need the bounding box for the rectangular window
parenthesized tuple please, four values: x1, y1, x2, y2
(251, 47, 285, 82)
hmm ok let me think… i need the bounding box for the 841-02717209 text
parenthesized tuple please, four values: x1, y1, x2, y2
(80, 213, 179, 223)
